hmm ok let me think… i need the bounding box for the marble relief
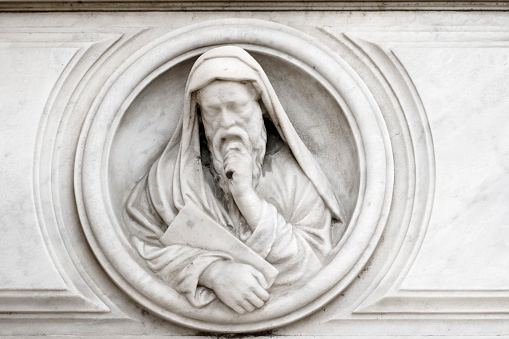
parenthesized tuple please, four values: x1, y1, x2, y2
(75, 19, 391, 332)
(8, 14, 506, 336)
(124, 46, 344, 314)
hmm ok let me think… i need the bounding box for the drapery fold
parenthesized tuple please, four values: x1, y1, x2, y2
(125, 46, 344, 308)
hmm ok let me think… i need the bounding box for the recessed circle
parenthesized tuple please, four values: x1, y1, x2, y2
(76, 19, 389, 332)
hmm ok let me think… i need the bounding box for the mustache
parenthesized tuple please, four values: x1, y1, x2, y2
(211, 126, 251, 157)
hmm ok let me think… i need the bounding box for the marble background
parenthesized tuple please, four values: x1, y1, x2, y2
(1, 9, 509, 337)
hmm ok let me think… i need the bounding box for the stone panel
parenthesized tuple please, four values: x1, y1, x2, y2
(0, 9, 508, 337)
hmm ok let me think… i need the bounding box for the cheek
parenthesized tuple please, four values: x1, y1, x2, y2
(244, 105, 263, 128)
(253, 115, 265, 132)
(245, 115, 264, 141)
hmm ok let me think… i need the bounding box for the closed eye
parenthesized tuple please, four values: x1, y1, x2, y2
(200, 106, 220, 120)
(227, 101, 249, 114)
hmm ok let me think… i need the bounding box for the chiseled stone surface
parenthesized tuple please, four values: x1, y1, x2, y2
(0, 9, 509, 337)
(0, 47, 73, 291)
(398, 47, 509, 291)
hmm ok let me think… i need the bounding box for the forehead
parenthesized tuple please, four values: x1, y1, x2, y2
(196, 81, 256, 106)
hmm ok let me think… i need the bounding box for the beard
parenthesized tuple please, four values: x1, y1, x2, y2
(208, 125, 267, 202)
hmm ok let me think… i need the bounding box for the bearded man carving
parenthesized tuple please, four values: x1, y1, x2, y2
(125, 46, 344, 314)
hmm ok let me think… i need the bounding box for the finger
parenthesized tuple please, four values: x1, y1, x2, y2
(246, 293, 265, 308)
(238, 299, 256, 313)
(252, 284, 270, 302)
(228, 303, 246, 315)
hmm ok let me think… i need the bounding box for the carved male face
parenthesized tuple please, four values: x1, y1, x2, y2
(196, 80, 267, 194)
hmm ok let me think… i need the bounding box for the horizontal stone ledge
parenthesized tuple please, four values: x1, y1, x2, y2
(1, 1, 509, 12)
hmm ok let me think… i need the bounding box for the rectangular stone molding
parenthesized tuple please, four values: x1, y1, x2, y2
(1, 6, 509, 337)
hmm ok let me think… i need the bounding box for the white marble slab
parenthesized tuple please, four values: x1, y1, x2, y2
(0, 9, 509, 337)
(397, 47, 509, 291)
(0, 46, 76, 290)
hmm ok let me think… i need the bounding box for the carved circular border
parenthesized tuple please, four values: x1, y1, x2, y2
(75, 19, 392, 332)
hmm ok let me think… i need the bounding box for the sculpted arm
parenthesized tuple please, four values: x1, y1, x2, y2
(226, 148, 333, 284)
(126, 177, 235, 308)
(242, 186, 333, 284)
(127, 176, 271, 313)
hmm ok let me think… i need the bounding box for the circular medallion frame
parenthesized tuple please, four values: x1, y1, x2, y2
(75, 19, 391, 332)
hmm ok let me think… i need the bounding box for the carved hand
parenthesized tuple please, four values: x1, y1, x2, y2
(199, 260, 270, 314)
(223, 146, 264, 229)
(223, 145, 253, 197)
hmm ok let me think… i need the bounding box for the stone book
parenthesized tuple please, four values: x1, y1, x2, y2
(159, 203, 279, 287)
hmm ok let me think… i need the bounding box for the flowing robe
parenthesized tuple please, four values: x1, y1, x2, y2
(125, 45, 343, 309)
(126, 138, 333, 308)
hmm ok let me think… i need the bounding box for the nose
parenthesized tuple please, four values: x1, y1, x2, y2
(219, 109, 235, 128)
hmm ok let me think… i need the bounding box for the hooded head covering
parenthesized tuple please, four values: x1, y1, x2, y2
(146, 46, 342, 231)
